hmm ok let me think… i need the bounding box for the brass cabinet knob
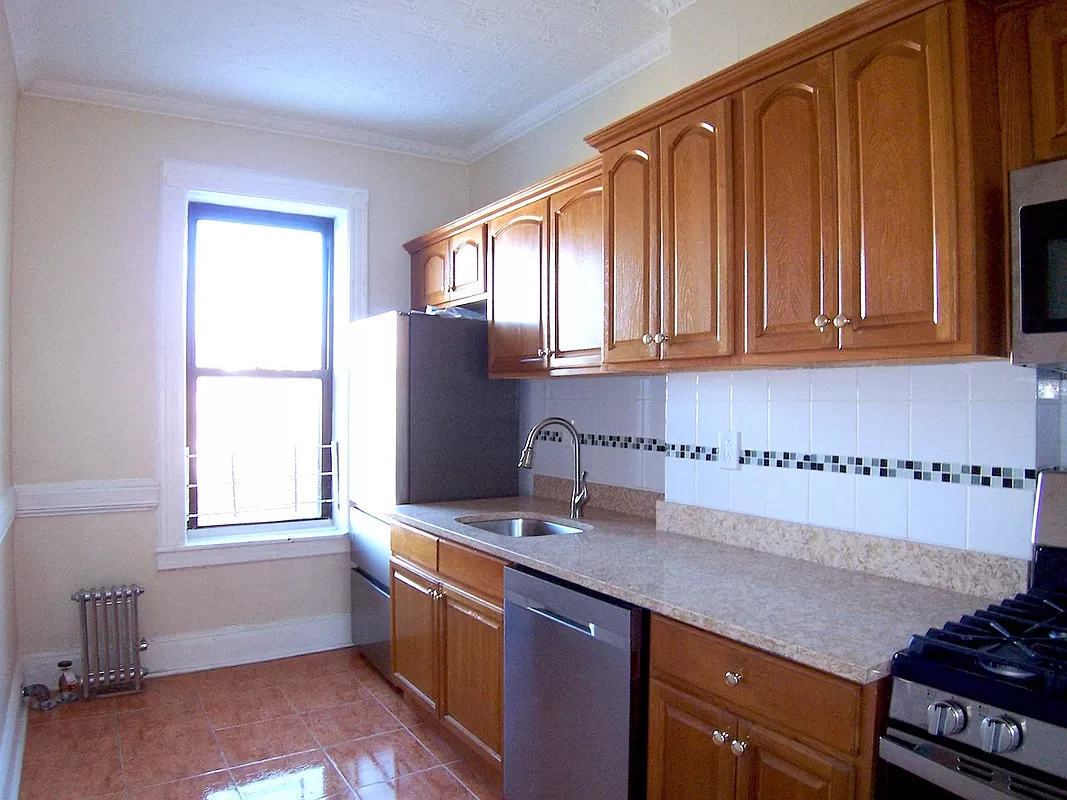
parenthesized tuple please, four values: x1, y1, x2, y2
(730, 739, 747, 756)
(832, 313, 851, 328)
(814, 314, 830, 332)
(537, 348, 546, 358)
(653, 332, 668, 344)
(725, 670, 743, 687)
(712, 730, 730, 746)
(642, 333, 654, 345)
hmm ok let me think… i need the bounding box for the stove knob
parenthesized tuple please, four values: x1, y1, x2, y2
(926, 701, 966, 736)
(979, 716, 1022, 754)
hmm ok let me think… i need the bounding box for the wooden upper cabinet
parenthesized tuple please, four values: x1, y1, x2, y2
(413, 240, 449, 310)
(660, 98, 735, 361)
(743, 55, 838, 356)
(488, 200, 549, 374)
(604, 131, 660, 364)
(734, 719, 855, 800)
(835, 5, 959, 352)
(550, 177, 604, 370)
(1029, 1, 1067, 161)
(448, 224, 488, 303)
(647, 678, 736, 800)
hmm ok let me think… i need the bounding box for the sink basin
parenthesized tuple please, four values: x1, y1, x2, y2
(459, 515, 584, 538)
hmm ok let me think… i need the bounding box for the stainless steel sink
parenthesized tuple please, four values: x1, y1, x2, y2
(459, 516, 584, 538)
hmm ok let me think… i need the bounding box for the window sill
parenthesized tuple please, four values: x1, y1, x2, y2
(156, 525, 348, 570)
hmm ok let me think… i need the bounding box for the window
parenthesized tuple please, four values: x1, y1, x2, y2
(156, 161, 368, 569)
(186, 203, 334, 532)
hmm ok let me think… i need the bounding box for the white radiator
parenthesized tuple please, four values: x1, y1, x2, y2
(72, 585, 148, 698)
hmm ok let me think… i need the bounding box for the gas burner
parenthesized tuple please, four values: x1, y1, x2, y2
(979, 650, 1043, 679)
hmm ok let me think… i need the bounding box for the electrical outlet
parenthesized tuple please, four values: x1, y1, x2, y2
(720, 430, 741, 470)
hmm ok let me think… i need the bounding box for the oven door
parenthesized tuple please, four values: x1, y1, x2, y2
(880, 727, 1067, 800)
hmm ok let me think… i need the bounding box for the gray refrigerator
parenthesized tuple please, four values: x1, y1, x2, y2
(347, 310, 518, 679)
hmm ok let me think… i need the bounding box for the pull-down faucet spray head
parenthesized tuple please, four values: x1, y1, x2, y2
(518, 417, 588, 519)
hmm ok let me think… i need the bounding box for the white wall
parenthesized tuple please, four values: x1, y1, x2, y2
(469, 0, 866, 206)
(10, 96, 471, 658)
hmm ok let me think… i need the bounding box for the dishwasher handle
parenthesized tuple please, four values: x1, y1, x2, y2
(525, 605, 596, 638)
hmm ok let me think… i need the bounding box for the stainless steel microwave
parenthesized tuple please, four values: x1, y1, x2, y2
(1011, 157, 1067, 370)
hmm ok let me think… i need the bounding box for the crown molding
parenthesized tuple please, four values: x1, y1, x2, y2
(635, 0, 701, 16)
(23, 28, 672, 166)
(466, 29, 671, 162)
(22, 81, 472, 164)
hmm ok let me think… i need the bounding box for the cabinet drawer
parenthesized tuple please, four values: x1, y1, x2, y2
(650, 615, 861, 755)
(438, 540, 505, 604)
(390, 525, 439, 572)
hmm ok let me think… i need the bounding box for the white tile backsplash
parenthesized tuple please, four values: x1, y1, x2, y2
(519, 362, 1045, 562)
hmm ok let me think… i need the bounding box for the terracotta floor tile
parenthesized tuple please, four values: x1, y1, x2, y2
(443, 762, 501, 800)
(118, 674, 200, 712)
(405, 726, 459, 766)
(355, 767, 475, 800)
(126, 771, 239, 800)
(231, 751, 349, 800)
(356, 671, 399, 700)
(326, 730, 439, 789)
(18, 747, 125, 799)
(215, 714, 318, 767)
(273, 649, 361, 682)
(121, 730, 226, 788)
(202, 685, 294, 729)
(29, 696, 118, 725)
(368, 691, 423, 727)
(193, 663, 277, 698)
(119, 700, 213, 750)
(277, 677, 370, 713)
(300, 696, 403, 746)
(24, 713, 119, 761)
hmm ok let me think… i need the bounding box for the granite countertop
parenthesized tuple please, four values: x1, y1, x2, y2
(390, 496, 994, 684)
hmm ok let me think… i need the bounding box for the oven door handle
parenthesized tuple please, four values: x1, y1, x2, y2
(879, 736, 1010, 800)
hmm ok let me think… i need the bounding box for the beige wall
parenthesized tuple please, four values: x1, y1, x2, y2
(469, 0, 865, 206)
(0, 0, 18, 740)
(10, 97, 471, 656)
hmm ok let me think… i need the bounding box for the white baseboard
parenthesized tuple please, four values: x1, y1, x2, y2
(0, 659, 27, 799)
(22, 612, 353, 685)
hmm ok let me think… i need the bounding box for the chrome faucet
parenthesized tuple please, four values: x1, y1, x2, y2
(519, 417, 589, 519)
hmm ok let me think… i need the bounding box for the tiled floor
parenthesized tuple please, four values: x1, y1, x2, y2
(19, 648, 502, 800)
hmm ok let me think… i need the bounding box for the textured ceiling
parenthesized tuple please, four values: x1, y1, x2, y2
(5, 0, 697, 161)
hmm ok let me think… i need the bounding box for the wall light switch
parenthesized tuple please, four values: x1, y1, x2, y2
(720, 430, 741, 470)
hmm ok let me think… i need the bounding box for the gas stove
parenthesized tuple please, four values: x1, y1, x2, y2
(880, 471, 1067, 799)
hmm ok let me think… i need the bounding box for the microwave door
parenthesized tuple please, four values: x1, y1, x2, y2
(1020, 198, 1067, 335)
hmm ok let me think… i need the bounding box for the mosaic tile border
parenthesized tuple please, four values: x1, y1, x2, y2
(533, 431, 1037, 491)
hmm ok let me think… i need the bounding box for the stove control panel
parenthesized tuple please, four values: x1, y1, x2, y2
(980, 716, 1022, 754)
(926, 701, 966, 736)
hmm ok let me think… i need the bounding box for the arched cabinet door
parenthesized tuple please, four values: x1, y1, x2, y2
(488, 200, 549, 374)
(603, 131, 660, 364)
(835, 5, 959, 352)
(742, 54, 838, 357)
(660, 97, 735, 362)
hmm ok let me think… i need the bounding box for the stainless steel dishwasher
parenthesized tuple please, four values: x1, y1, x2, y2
(503, 566, 648, 800)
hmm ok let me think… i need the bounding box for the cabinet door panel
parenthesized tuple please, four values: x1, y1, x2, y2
(734, 719, 854, 800)
(390, 561, 439, 714)
(488, 201, 548, 373)
(836, 6, 958, 350)
(550, 177, 604, 370)
(449, 225, 488, 302)
(661, 98, 734, 360)
(604, 132, 659, 363)
(440, 585, 503, 764)
(1029, 1, 1067, 161)
(647, 678, 735, 800)
(414, 241, 449, 309)
(743, 55, 838, 355)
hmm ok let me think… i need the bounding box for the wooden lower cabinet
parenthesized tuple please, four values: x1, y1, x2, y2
(389, 529, 505, 769)
(647, 615, 882, 800)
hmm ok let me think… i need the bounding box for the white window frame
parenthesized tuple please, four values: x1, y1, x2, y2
(156, 160, 368, 570)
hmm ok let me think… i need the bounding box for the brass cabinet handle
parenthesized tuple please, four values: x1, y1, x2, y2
(814, 314, 830, 332)
(833, 313, 851, 328)
(642, 333, 654, 345)
(712, 730, 730, 746)
(725, 670, 742, 687)
(730, 739, 747, 756)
